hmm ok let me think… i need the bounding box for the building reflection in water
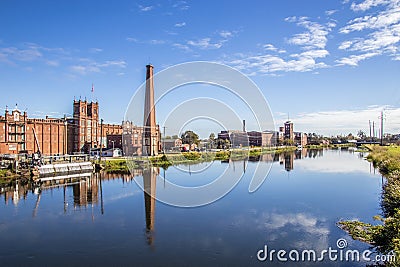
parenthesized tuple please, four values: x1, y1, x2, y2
(249, 149, 325, 172)
(284, 152, 294, 172)
(1, 150, 330, 244)
(72, 175, 99, 208)
(142, 167, 159, 246)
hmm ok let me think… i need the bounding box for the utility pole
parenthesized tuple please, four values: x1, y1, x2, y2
(163, 126, 166, 154)
(379, 111, 385, 146)
(372, 121, 375, 140)
(369, 120, 371, 140)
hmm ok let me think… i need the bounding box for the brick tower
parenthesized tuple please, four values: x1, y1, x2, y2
(71, 100, 99, 153)
(143, 64, 159, 156)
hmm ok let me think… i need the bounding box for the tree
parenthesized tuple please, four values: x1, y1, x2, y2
(181, 130, 200, 146)
(209, 133, 215, 141)
(165, 135, 172, 139)
(347, 133, 354, 140)
(171, 135, 179, 139)
(357, 130, 366, 139)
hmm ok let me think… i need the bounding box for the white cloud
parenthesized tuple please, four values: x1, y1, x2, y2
(287, 17, 335, 50)
(126, 37, 166, 45)
(70, 65, 100, 75)
(138, 5, 154, 12)
(0, 43, 69, 69)
(350, 0, 393, 11)
(340, 8, 400, 33)
(219, 30, 233, 38)
(89, 47, 103, 53)
(281, 105, 400, 135)
(225, 18, 333, 74)
(296, 152, 374, 174)
(227, 53, 328, 74)
(263, 44, 278, 51)
(338, 40, 353, 50)
(46, 60, 59, 67)
(70, 60, 126, 75)
(1, 46, 42, 62)
(98, 60, 127, 68)
(325, 9, 338, 16)
(339, 0, 400, 62)
(172, 43, 192, 52)
(174, 22, 186, 27)
(335, 52, 380, 66)
(293, 49, 330, 58)
(261, 212, 329, 236)
(173, 0, 189, 10)
(187, 38, 224, 49)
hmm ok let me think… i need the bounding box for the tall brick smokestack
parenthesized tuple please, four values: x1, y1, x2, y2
(143, 64, 158, 156)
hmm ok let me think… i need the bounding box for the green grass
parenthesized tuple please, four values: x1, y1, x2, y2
(103, 146, 297, 172)
(0, 169, 8, 178)
(0, 169, 15, 185)
(366, 145, 400, 174)
(339, 145, 400, 266)
(103, 159, 131, 174)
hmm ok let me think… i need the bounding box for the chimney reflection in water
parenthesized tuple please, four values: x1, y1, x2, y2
(143, 167, 159, 245)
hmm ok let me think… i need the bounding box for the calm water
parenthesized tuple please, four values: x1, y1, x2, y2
(0, 149, 382, 266)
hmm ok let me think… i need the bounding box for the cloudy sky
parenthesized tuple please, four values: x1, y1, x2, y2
(0, 0, 399, 136)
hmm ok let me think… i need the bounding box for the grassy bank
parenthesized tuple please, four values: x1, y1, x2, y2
(339, 145, 400, 266)
(103, 146, 298, 172)
(366, 145, 400, 174)
(102, 159, 133, 174)
(305, 143, 356, 150)
(0, 169, 18, 185)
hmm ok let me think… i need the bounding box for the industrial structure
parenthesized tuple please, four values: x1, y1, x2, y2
(0, 101, 122, 155)
(0, 64, 163, 157)
(217, 120, 307, 148)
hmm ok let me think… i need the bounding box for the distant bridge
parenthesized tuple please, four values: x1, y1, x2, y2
(356, 141, 381, 147)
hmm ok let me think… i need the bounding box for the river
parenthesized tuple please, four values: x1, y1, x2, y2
(0, 149, 382, 266)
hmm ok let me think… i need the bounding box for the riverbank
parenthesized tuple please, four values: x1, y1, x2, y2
(103, 146, 298, 173)
(0, 169, 20, 185)
(305, 143, 356, 149)
(339, 145, 400, 266)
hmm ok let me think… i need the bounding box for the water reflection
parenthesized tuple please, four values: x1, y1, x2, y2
(143, 167, 159, 245)
(0, 149, 383, 267)
(248, 148, 324, 172)
(72, 175, 99, 207)
(0, 149, 374, 212)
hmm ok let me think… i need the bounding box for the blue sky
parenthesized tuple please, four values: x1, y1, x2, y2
(1, 0, 400, 137)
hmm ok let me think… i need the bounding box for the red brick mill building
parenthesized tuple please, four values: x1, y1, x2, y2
(0, 100, 123, 155)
